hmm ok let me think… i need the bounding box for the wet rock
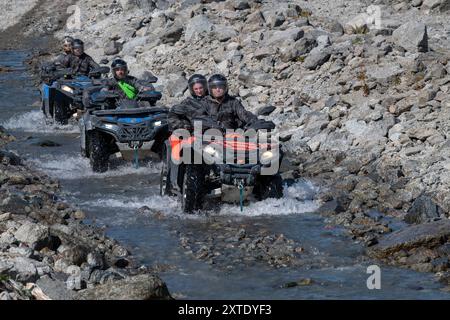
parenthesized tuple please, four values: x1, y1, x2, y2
(368, 220, 450, 259)
(0, 150, 22, 165)
(75, 274, 172, 300)
(28, 138, 61, 147)
(281, 278, 313, 288)
(404, 195, 444, 224)
(392, 22, 428, 52)
(112, 245, 129, 258)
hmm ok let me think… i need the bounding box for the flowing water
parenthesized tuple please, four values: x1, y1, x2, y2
(1, 50, 450, 299)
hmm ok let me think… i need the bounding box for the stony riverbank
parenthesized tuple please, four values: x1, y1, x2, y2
(0, 128, 172, 300)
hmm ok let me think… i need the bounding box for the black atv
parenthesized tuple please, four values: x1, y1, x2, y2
(160, 120, 283, 213)
(40, 65, 110, 125)
(79, 82, 169, 172)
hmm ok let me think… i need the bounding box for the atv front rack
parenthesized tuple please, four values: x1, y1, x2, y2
(92, 107, 167, 116)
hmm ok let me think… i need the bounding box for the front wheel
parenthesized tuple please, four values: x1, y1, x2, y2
(255, 174, 283, 200)
(159, 146, 172, 196)
(53, 100, 70, 125)
(181, 165, 206, 213)
(88, 131, 110, 173)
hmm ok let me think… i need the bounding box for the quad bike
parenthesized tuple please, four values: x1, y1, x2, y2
(79, 82, 169, 172)
(40, 65, 110, 124)
(160, 119, 283, 213)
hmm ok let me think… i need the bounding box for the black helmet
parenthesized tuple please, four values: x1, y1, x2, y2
(208, 74, 228, 95)
(188, 74, 207, 97)
(111, 58, 128, 70)
(72, 39, 84, 49)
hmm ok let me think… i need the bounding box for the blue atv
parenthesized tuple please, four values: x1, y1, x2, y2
(40, 66, 110, 125)
(79, 83, 169, 172)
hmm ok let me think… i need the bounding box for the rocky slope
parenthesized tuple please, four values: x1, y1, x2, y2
(52, 0, 450, 275)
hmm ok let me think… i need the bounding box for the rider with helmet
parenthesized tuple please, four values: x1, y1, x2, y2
(53, 36, 74, 67)
(201, 74, 258, 130)
(168, 74, 209, 132)
(101, 58, 155, 100)
(62, 39, 100, 76)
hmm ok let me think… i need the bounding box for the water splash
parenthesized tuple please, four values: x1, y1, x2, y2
(217, 181, 319, 217)
(26, 153, 160, 180)
(76, 181, 319, 222)
(1, 110, 79, 133)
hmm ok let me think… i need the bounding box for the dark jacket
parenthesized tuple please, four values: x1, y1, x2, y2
(168, 96, 207, 132)
(169, 94, 258, 132)
(201, 95, 258, 130)
(53, 53, 70, 67)
(62, 53, 100, 76)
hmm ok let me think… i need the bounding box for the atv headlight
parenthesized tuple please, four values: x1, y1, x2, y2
(61, 85, 74, 94)
(103, 123, 117, 130)
(154, 120, 162, 127)
(260, 150, 275, 163)
(203, 145, 219, 158)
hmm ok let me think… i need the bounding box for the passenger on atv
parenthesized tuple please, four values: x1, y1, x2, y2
(61, 39, 100, 76)
(161, 74, 283, 213)
(168, 74, 208, 132)
(53, 36, 74, 67)
(169, 74, 259, 132)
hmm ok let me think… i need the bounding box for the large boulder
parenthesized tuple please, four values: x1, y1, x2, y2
(160, 23, 184, 44)
(368, 219, 450, 259)
(162, 74, 187, 98)
(265, 27, 304, 46)
(404, 195, 444, 224)
(392, 22, 428, 52)
(303, 47, 331, 70)
(14, 222, 51, 250)
(184, 15, 214, 42)
(75, 274, 172, 300)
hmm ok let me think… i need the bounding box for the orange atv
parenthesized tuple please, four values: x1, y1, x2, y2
(160, 121, 283, 213)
